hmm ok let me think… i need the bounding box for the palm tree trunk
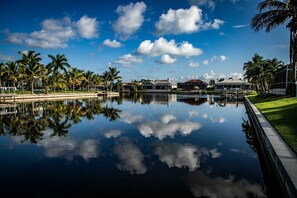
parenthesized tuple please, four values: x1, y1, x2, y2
(31, 79, 34, 94)
(72, 84, 75, 93)
(289, 30, 297, 96)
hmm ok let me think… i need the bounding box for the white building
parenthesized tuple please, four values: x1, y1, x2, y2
(215, 79, 251, 90)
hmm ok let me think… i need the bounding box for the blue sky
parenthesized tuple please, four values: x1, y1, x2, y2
(0, 0, 289, 82)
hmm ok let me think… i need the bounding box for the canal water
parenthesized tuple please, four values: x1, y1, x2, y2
(0, 94, 270, 197)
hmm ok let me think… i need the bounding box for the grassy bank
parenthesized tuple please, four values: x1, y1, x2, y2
(248, 94, 297, 154)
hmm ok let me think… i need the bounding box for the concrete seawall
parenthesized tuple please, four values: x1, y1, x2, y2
(245, 97, 297, 197)
(0, 92, 119, 102)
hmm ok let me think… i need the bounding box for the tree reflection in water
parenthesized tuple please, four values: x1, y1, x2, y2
(0, 98, 121, 143)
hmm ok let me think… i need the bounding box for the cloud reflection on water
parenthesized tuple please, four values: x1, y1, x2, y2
(37, 130, 99, 161)
(186, 171, 266, 198)
(155, 142, 222, 171)
(114, 138, 147, 175)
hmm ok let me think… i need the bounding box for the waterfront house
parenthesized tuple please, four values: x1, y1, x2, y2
(215, 79, 250, 90)
(269, 64, 293, 95)
(177, 79, 208, 91)
(121, 82, 141, 92)
(142, 79, 173, 92)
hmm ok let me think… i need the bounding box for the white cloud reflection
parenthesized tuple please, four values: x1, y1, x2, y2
(114, 139, 147, 175)
(37, 130, 99, 161)
(187, 171, 266, 198)
(120, 111, 144, 124)
(104, 130, 122, 138)
(155, 143, 222, 171)
(137, 120, 201, 140)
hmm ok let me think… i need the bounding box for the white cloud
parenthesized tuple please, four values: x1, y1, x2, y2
(104, 130, 122, 138)
(5, 16, 99, 49)
(137, 117, 202, 140)
(203, 55, 227, 66)
(232, 24, 249, 28)
(155, 143, 201, 171)
(189, 62, 199, 68)
(102, 39, 122, 48)
(155, 6, 202, 35)
(155, 54, 177, 64)
(202, 70, 224, 80)
(111, 53, 143, 67)
(203, 19, 224, 30)
(113, 1, 146, 40)
(219, 55, 227, 61)
(5, 32, 27, 45)
(200, 71, 243, 81)
(120, 112, 144, 124)
(155, 6, 224, 36)
(187, 172, 265, 198)
(155, 143, 222, 171)
(160, 114, 177, 124)
(136, 37, 203, 57)
(36, 130, 99, 161)
(0, 53, 14, 61)
(188, 0, 240, 10)
(203, 60, 209, 65)
(188, 0, 216, 10)
(114, 139, 147, 174)
(78, 140, 99, 161)
(76, 16, 99, 39)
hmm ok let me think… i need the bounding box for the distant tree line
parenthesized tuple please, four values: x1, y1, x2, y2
(0, 50, 121, 94)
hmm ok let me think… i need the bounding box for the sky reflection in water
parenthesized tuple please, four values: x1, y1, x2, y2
(0, 94, 266, 197)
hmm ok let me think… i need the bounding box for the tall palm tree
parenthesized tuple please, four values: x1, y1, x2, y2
(0, 62, 7, 87)
(84, 70, 94, 92)
(244, 54, 283, 96)
(107, 67, 121, 91)
(68, 68, 85, 93)
(47, 54, 70, 75)
(251, 0, 297, 95)
(265, 58, 284, 92)
(102, 71, 111, 91)
(5, 61, 19, 89)
(243, 54, 263, 95)
(18, 50, 44, 94)
(47, 54, 71, 92)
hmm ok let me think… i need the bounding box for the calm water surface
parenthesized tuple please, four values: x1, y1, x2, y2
(0, 94, 268, 197)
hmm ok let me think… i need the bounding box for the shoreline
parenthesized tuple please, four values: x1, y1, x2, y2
(245, 97, 297, 197)
(0, 92, 119, 102)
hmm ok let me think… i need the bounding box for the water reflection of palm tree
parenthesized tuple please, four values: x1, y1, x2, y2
(23, 116, 44, 143)
(0, 116, 8, 135)
(47, 101, 72, 137)
(7, 114, 22, 136)
(242, 118, 257, 152)
(84, 99, 103, 120)
(66, 100, 85, 124)
(48, 115, 72, 137)
(102, 106, 121, 122)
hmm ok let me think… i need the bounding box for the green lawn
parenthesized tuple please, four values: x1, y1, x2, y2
(248, 94, 297, 154)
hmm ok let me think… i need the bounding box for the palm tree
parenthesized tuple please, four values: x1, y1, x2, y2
(243, 54, 283, 96)
(18, 50, 44, 94)
(251, 0, 297, 95)
(68, 68, 85, 93)
(102, 71, 111, 91)
(47, 54, 71, 92)
(0, 62, 7, 87)
(84, 70, 94, 92)
(243, 54, 263, 95)
(5, 61, 19, 89)
(107, 67, 121, 91)
(265, 58, 284, 92)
